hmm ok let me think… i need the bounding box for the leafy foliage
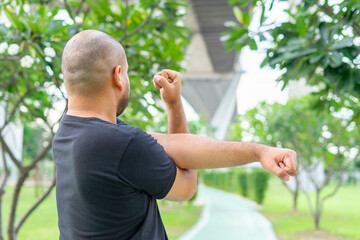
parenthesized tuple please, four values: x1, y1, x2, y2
(202, 169, 270, 204)
(238, 172, 248, 197)
(249, 170, 270, 204)
(222, 0, 360, 99)
(0, 1, 190, 239)
(230, 94, 360, 228)
(0, 0, 190, 129)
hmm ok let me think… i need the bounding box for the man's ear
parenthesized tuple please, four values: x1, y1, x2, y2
(113, 65, 123, 91)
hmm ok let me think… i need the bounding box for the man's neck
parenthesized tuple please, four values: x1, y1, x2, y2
(67, 96, 117, 124)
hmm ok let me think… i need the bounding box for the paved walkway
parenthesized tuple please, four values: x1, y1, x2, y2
(179, 185, 278, 240)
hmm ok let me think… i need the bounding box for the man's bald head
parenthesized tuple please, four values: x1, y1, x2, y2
(62, 29, 127, 96)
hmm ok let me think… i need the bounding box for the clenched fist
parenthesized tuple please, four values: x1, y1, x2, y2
(153, 69, 182, 105)
(259, 147, 297, 181)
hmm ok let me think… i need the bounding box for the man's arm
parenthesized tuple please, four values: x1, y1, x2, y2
(155, 70, 190, 134)
(152, 70, 197, 201)
(148, 132, 297, 181)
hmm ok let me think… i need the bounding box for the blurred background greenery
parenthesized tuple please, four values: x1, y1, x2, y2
(0, 0, 360, 240)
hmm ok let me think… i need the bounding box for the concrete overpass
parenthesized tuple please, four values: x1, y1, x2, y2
(182, 0, 241, 140)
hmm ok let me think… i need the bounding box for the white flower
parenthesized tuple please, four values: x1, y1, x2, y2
(45, 56, 52, 62)
(23, 4, 30, 13)
(44, 47, 56, 58)
(20, 55, 34, 68)
(46, 65, 54, 76)
(75, 16, 83, 24)
(0, 42, 8, 54)
(8, 43, 19, 56)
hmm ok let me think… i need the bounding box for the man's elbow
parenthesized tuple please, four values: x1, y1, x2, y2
(184, 170, 197, 200)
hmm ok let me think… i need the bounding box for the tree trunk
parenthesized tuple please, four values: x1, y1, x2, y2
(35, 165, 40, 198)
(292, 190, 298, 211)
(314, 211, 321, 230)
(0, 198, 4, 240)
(7, 172, 28, 240)
(0, 146, 10, 240)
(292, 175, 300, 211)
(314, 189, 322, 230)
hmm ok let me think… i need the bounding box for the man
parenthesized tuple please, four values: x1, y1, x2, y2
(53, 29, 297, 240)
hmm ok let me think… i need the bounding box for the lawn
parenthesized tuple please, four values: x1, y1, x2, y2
(1, 186, 202, 240)
(159, 201, 202, 240)
(262, 177, 360, 240)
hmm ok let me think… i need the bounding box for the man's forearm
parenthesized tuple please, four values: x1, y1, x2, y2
(166, 100, 189, 134)
(151, 133, 265, 169)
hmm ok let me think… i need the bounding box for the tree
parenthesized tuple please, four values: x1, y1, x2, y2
(222, 0, 360, 120)
(230, 95, 360, 229)
(0, 0, 190, 239)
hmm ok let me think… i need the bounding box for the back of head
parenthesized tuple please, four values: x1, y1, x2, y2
(61, 30, 126, 96)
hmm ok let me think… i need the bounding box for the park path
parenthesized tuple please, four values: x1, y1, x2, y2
(178, 185, 278, 240)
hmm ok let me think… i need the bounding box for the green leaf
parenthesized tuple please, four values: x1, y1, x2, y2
(233, 6, 243, 24)
(270, 48, 317, 65)
(260, 3, 266, 25)
(296, 15, 306, 37)
(309, 53, 324, 64)
(248, 38, 258, 50)
(329, 52, 342, 68)
(228, 0, 240, 4)
(242, 12, 251, 26)
(330, 37, 354, 50)
(29, 45, 37, 58)
(319, 22, 329, 44)
(4, 8, 25, 31)
(45, 20, 68, 35)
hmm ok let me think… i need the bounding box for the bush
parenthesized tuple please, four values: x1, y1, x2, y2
(250, 170, 270, 204)
(202, 169, 270, 204)
(238, 173, 248, 197)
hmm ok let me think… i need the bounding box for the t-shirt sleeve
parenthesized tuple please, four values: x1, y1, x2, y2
(117, 128, 177, 199)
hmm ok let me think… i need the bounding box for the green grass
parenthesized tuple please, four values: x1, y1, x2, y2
(1, 186, 202, 240)
(2, 186, 59, 240)
(262, 177, 360, 240)
(159, 201, 202, 240)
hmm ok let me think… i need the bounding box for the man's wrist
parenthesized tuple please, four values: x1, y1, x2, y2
(252, 143, 272, 163)
(165, 98, 182, 110)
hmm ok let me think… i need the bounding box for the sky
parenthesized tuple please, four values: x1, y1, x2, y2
(236, 1, 290, 115)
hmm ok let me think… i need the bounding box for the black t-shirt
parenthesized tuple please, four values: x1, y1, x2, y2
(52, 114, 177, 240)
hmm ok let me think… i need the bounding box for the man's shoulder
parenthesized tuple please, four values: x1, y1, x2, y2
(116, 119, 147, 139)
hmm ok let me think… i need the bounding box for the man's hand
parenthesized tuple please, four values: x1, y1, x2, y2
(153, 69, 182, 105)
(259, 147, 297, 181)
(153, 69, 189, 134)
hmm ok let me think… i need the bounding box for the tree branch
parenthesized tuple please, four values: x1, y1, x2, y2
(0, 77, 16, 90)
(0, 56, 21, 61)
(322, 172, 343, 202)
(0, 136, 23, 172)
(123, 0, 129, 33)
(316, 2, 360, 35)
(0, 144, 10, 240)
(7, 134, 54, 239)
(63, 0, 75, 20)
(0, 88, 32, 134)
(25, 136, 53, 171)
(322, 160, 334, 187)
(15, 169, 56, 233)
(7, 170, 28, 240)
(75, 0, 86, 16)
(302, 189, 315, 217)
(0, 144, 10, 196)
(119, 4, 157, 42)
